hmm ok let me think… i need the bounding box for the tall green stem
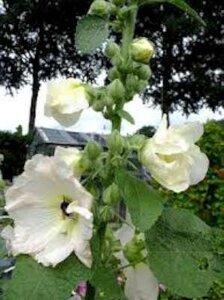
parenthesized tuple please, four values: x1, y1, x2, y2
(121, 5, 138, 62)
(112, 4, 138, 132)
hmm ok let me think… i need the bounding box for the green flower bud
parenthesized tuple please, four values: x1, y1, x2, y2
(105, 42, 120, 58)
(88, 0, 111, 18)
(85, 141, 102, 160)
(86, 86, 98, 105)
(111, 20, 122, 32)
(108, 67, 121, 81)
(118, 6, 130, 20)
(92, 100, 105, 112)
(134, 65, 152, 81)
(79, 156, 92, 172)
(103, 183, 120, 204)
(100, 206, 113, 222)
(111, 54, 123, 67)
(128, 134, 146, 151)
(107, 130, 124, 154)
(112, 0, 124, 6)
(123, 236, 145, 264)
(126, 74, 139, 93)
(107, 79, 125, 102)
(105, 96, 114, 107)
(131, 38, 155, 63)
(136, 79, 148, 92)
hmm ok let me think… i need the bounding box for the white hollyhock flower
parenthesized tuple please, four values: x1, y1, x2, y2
(115, 224, 159, 300)
(1, 154, 93, 268)
(124, 263, 159, 300)
(54, 146, 82, 178)
(140, 115, 209, 193)
(45, 78, 89, 127)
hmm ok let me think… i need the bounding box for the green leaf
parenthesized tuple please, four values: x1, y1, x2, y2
(116, 170, 163, 232)
(145, 209, 223, 298)
(117, 110, 135, 125)
(75, 15, 109, 54)
(91, 265, 124, 300)
(3, 255, 91, 300)
(140, 0, 205, 26)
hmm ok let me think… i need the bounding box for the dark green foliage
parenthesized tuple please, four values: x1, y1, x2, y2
(145, 209, 224, 298)
(3, 255, 91, 300)
(116, 170, 163, 231)
(136, 125, 155, 137)
(76, 15, 109, 54)
(151, 120, 224, 299)
(0, 127, 31, 181)
(137, 0, 224, 115)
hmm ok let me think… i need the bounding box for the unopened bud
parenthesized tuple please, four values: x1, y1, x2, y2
(107, 130, 124, 154)
(126, 74, 140, 93)
(107, 79, 125, 101)
(134, 65, 152, 81)
(79, 156, 92, 172)
(123, 236, 145, 264)
(85, 141, 102, 160)
(92, 100, 105, 112)
(88, 0, 111, 18)
(128, 134, 146, 151)
(112, 0, 124, 6)
(105, 42, 120, 58)
(108, 67, 121, 81)
(131, 38, 154, 63)
(103, 183, 120, 204)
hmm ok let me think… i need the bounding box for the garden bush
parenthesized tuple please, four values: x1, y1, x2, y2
(0, 126, 31, 181)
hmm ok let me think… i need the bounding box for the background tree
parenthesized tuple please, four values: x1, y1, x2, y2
(136, 0, 224, 119)
(0, 0, 106, 133)
(0, 0, 223, 133)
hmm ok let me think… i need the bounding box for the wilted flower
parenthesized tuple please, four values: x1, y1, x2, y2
(115, 224, 159, 300)
(131, 37, 154, 63)
(1, 154, 93, 268)
(54, 146, 82, 178)
(140, 115, 209, 193)
(45, 78, 89, 127)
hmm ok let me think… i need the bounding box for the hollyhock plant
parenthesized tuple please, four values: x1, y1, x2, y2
(0, 1, 221, 300)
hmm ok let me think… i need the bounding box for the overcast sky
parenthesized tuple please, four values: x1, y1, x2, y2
(0, 82, 223, 135)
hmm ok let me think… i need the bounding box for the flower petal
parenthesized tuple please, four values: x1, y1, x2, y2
(188, 145, 209, 185)
(124, 263, 159, 300)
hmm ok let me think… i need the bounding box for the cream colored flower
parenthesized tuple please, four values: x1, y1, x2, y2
(45, 78, 89, 127)
(140, 115, 209, 193)
(1, 154, 93, 268)
(124, 263, 159, 300)
(54, 146, 82, 178)
(131, 37, 154, 63)
(115, 224, 159, 300)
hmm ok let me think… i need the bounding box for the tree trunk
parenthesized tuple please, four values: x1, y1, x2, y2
(161, 26, 172, 127)
(28, 23, 44, 134)
(28, 68, 40, 134)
